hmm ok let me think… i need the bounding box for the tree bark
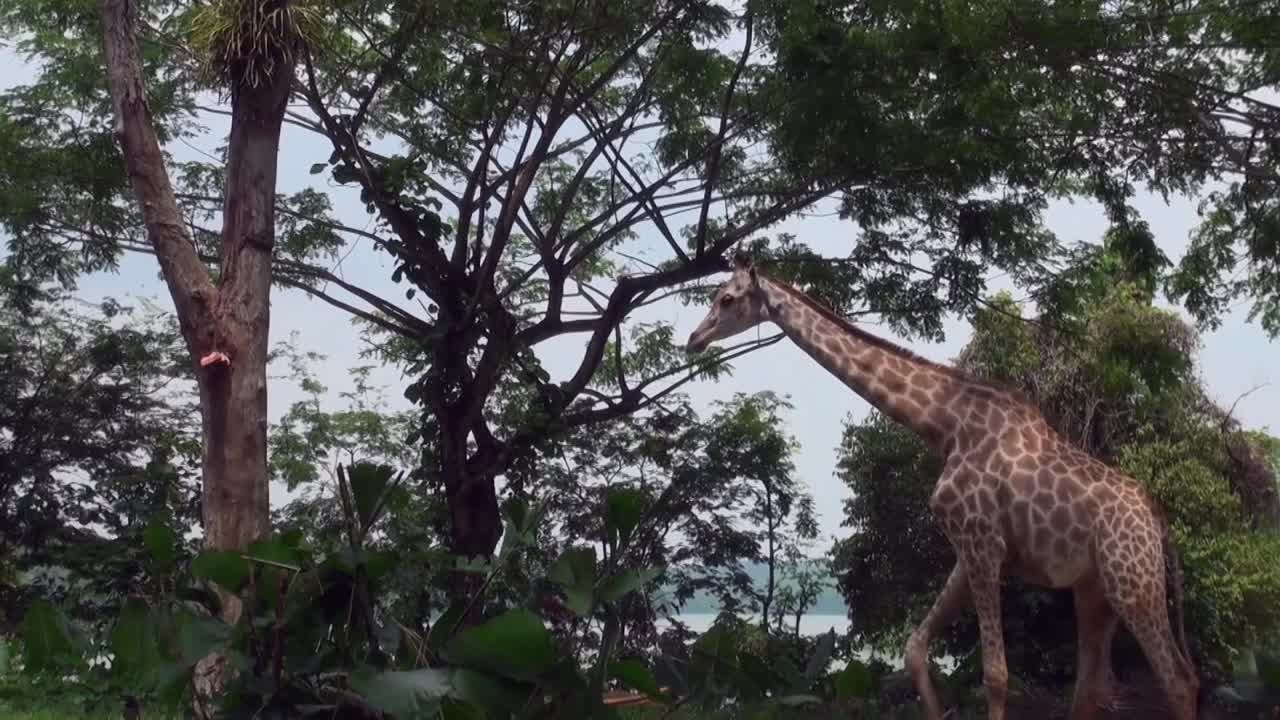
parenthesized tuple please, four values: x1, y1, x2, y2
(102, 0, 293, 711)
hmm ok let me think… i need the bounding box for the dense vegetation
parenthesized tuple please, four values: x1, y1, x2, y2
(1, 0, 1280, 717)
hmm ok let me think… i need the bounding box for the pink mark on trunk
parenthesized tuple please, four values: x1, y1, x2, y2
(200, 351, 231, 367)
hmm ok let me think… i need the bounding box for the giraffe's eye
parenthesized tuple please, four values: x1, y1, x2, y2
(721, 294, 735, 306)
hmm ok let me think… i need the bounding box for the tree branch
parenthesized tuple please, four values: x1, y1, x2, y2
(695, 9, 753, 257)
(101, 0, 217, 352)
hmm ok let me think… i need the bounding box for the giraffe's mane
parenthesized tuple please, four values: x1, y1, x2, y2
(765, 275, 1012, 393)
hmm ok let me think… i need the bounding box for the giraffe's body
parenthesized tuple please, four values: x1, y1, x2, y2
(686, 256, 1199, 720)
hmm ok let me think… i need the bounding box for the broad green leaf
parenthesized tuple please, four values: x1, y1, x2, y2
(21, 600, 82, 673)
(349, 666, 452, 717)
(451, 667, 535, 717)
(428, 603, 469, 652)
(440, 697, 487, 720)
(282, 567, 327, 623)
(604, 486, 647, 547)
(834, 660, 876, 701)
(308, 162, 327, 174)
(191, 549, 250, 594)
(345, 462, 397, 528)
(246, 537, 305, 610)
(246, 536, 304, 570)
(111, 598, 164, 685)
(597, 566, 663, 603)
(446, 609, 555, 681)
(547, 546, 596, 616)
(173, 607, 229, 666)
(143, 517, 178, 572)
(362, 548, 398, 581)
(609, 658, 668, 703)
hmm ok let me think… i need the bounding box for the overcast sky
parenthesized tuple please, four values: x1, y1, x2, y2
(3, 47, 1276, 549)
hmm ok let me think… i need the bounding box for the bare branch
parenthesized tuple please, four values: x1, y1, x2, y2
(695, 10, 754, 257)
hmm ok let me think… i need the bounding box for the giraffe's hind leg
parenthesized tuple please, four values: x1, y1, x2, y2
(1096, 531, 1197, 720)
(1069, 570, 1120, 720)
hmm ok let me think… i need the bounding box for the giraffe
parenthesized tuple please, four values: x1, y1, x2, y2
(684, 254, 1200, 720)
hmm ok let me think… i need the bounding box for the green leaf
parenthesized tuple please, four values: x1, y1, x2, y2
(597, 566, 663, 603)
(173, 606, 229, 667)
(451, 667, 535, 717)
(0, 636, 10, 674)
(440, 697, 488, 720)
(111, 598, 164, 685)
(191, 549, 250, 594)
(346, 462, 397, 528)
(834, 660, 876, 701)
(547, 546, 596, 616)
(349, 666, 452, 717)
(1258, 653, 1280, 693)
(609, 659, 668, 703)
(21, 600, 83, 673)
(605, 486, 647, 548)
(427, 603, 468, 653)
(246, 536, 304, 570)
(309, 162, 327, 174)
(143, 517, 178, 572)
(362, 548, 398, 581)
(446, 609, 555, 681)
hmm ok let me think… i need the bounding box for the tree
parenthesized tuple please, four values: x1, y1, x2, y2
(705, 392, 801, 629)
(769, 493, 830, 637)
(6, 0, 1280, 576)
(0, 275, 200, 632)
(506, 390, 809, 656)
(101, 0, 317, 703)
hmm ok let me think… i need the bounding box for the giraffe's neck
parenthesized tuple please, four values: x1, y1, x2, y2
(759, 276, 966, 449)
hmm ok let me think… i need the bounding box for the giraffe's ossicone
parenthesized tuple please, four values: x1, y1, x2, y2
(686, 253, 1200, 720)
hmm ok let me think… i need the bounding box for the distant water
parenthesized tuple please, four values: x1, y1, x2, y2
(665, 612, 850, 636)
(663, 612, 954, 671)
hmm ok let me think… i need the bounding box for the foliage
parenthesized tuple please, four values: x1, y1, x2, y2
(1120, 440, 1280, 670)
(14, 0, 1280, 565)
(501, 390, 814, 662)
(8, 462, 679, 719)
(761, 0, 1280, 338)
(0, 278, 200, 632)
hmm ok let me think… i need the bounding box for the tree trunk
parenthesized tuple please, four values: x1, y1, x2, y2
(101, 0, 293, 712)
(447, 471, 502, 560)
(190, 55, 290, 707)
(762, 484, 775, 630)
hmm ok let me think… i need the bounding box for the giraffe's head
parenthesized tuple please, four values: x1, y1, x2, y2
(685, 252, 771, 353)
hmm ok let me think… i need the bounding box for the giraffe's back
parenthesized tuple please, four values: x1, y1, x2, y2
(937, 388, 1164, 589)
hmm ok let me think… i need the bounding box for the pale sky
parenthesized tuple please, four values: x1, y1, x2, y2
(2, 47, 1276, 548)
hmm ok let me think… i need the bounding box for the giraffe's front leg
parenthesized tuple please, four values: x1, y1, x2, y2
(963, 538, 1009, 720)
(906, 563, 970, 720)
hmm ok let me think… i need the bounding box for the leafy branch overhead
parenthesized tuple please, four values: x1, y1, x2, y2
(4, 0, 1279, 560)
